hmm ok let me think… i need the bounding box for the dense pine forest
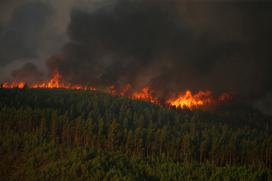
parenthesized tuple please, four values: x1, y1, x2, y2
(0, 88, 272, 180)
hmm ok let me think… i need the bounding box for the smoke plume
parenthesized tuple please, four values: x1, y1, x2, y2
(1, 0, 272, 113)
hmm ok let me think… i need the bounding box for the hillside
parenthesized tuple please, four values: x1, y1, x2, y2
(0, 88, 271, 180)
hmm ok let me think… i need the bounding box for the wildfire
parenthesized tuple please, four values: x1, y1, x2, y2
(167, 90, 214, 109)
(31, 70, 61, 89)
(30, 71, 96, 91)
(1, 70, 231, 109)
(2, 81, 25, 89)
(131, 87, 159, 104)
(120, 84, 132, 96)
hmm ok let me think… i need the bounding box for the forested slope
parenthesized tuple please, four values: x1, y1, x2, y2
(0, 88, 271, 180)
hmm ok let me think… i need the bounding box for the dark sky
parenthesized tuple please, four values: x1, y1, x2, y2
(0, 0, 272, 114)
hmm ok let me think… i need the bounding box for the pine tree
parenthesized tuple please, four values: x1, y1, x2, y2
(39, 113, 47, 143)
(108, 120, 119, 151)
(98, 118, 105, 149)
(126, 130, 134, 154)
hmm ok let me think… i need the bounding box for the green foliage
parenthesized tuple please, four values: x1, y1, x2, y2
(0, 88, 271, 180)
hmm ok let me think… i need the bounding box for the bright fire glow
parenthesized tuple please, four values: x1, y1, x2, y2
(1, 70, 231, 109)
(30, 71, 96, 90)
(167, 90, 214, 108)
(131, 87, 159, 104)
(2, 81, 25, 89)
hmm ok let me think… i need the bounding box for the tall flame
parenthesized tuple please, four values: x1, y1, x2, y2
(167, 90, 214, 109)
(1, 70, 231, 109)
(32, 70, 61, 88)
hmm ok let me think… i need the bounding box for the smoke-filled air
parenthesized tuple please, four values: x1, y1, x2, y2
(1, 0, 272, 112)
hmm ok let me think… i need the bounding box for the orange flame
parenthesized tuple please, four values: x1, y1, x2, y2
(30, 71, 96, 91)
(120, 84, 132, 96)
(131, 87, 159, 104)
(31, 70, 61, 88)
(2, 81, 25, 89)
(1, 70, 231, 109)
(167, 90, 214, 109)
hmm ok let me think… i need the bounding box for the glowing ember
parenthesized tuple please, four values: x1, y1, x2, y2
(131, 87, 159, 104)
(2, 81, 25, 89)
(120, 84, 132, 96)
(218, 93, 232, 102)
(1, 70, 231, 109)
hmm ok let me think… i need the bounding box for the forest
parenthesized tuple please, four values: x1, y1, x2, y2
(0, 88, 271, 180)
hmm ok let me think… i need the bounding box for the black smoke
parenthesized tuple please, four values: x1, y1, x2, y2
(11, 62, 43, 82)
(48, 1, 272, 96)
(48, 1, 234, 90)
(1, 0, 272, 114)
(0, 1, 52, 66)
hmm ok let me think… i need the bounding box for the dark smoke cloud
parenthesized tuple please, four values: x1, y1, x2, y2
(0, 1, 52, 66)
(48, 0, 192, 87)
(0, 0, 73, 80)
(1, 0, 272, 114)
(49, 1, 228, 88)
(11, 62, 43, 82)
(48, 1, 272, 95)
